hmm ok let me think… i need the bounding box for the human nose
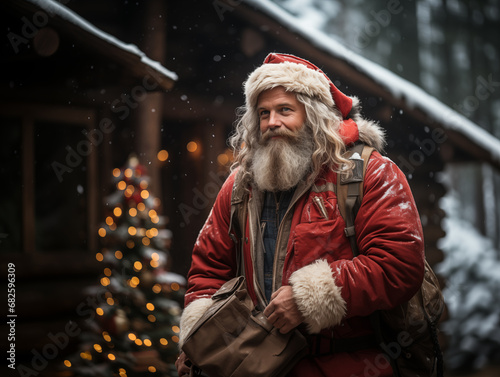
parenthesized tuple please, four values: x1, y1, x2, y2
(268, 111, 281, 129)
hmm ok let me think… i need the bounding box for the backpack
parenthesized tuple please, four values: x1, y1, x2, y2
(338, 143, 445, 377)
(229, 143, 445, 377)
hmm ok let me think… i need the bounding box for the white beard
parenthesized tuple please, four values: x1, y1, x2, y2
(250, 126, 313, 192)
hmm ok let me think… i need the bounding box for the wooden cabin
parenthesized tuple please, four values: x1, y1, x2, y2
(0, 0, 176, 370)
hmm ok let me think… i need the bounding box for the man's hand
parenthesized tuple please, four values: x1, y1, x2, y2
(175, 352, 191, 376)
(263, 285, 304, 334)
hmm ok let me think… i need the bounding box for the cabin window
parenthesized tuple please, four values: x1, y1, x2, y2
(0, 107, 98, 254)
(34, 122, 90, 252)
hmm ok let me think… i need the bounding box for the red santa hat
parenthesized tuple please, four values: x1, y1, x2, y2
(244, 53, 353, 119)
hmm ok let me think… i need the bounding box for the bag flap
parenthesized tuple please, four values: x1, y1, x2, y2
(212, 276, 246, 301)
(183, 277, 248, 347)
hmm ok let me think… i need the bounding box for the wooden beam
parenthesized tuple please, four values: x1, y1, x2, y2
(0, 251, 100, 279)
(133, 0, 168, 198)
(22, 118, 35, 253)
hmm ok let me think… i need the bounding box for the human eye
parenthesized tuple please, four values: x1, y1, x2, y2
(259, 109, 269, 118)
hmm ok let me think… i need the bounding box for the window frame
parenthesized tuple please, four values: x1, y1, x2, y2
(0, 103, 100, 276)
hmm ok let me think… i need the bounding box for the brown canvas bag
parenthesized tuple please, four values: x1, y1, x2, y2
(181, 276, 308, 377)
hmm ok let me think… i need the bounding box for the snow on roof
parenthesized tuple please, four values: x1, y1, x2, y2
(245, 0, 500, 164)
(27, 0, 178, 82)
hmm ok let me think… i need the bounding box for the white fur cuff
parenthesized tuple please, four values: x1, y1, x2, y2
(178, 297, 213, 348)
(289, 259, 346, 333)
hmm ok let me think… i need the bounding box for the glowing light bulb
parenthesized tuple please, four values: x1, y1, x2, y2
(187, 141, 198, 152)
(129, 276, 140, 288)
(217, 153, 229, 165)
(157, 150, 169, 161)
(152, 284, 162, 294)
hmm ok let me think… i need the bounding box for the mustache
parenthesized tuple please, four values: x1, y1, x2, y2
(260, 128, 300, 143)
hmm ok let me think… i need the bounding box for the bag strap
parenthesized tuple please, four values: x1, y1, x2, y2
(336, 143, 374, 257)
(228, 170, 248, 277)
(337, 144, 398, 375)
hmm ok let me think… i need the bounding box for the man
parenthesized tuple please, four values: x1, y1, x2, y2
(176, 53, 425, 377)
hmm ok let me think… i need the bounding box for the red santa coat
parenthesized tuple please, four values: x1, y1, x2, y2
(180, 124, 425, 377)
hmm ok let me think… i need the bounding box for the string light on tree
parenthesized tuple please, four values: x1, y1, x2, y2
(63, 154, 186, 377)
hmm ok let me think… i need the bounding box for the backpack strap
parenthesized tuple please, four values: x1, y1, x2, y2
(336, 145, 398, 374)
(336, 143, 374, 257)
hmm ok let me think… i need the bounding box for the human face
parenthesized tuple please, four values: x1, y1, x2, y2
(257, 86, 306, 137)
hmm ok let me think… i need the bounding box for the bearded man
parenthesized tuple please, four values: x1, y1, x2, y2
(176, 53, 426, 377)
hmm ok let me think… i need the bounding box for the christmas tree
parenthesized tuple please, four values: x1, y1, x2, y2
(64, 155, 185, 377)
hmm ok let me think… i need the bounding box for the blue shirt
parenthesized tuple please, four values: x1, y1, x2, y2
(260, 189, 295, 302)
